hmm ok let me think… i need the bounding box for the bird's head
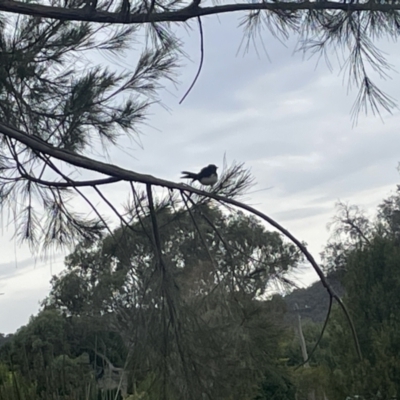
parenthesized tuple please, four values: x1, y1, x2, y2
(208, 164, 218, 173)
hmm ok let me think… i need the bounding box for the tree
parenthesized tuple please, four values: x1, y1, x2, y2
(323, 239, 400, 400)
(255, 365, 296, 400)
(322, 201, 372, 274)
(316, 189, 400, 399)
(322, 187, 400, 273)
(0, 309, 91, 398)
(0, 308, 127, 399)
(43, 203, 301, 399)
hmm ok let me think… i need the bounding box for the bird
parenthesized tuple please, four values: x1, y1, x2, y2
(181, 164, 218, 186)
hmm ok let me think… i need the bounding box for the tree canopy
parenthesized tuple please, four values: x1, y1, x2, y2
(1, 203, 302, 399)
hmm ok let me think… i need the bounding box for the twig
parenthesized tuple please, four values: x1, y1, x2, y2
(180, 192, 221, 285)
(179, 16, 204, 104)
(145, 183, 163, 270)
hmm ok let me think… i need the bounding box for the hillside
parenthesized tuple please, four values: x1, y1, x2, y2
(284, 272, 344, 324)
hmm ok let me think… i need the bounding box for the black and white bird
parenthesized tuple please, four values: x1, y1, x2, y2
(181, 164, 218, 186)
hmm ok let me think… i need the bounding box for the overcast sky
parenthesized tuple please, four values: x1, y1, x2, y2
(1, 6, 400, 334)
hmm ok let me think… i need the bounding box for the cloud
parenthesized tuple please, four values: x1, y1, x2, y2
(0, 256, 65, 334)
(273, 206, 331, 222)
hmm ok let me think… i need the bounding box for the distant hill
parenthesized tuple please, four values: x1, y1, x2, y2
(283, 272, 344, 324)
(0, 275, 343, 345)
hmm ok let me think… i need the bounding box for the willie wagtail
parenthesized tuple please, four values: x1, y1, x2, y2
(181, 164, 218, 186)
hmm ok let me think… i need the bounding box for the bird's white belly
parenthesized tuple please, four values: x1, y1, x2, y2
(200, 174, 218, 186)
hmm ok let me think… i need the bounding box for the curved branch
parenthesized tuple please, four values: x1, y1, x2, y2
(1, 0, 400, 25)
(294, 295, 333, 370)
(179, 16, 204, 104)
(0, 120, 362, 360)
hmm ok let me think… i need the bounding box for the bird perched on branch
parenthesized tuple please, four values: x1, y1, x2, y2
(181, 164, 218, 186)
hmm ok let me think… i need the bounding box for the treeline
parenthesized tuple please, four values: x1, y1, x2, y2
(285, 188, 400, 400)
(1, 187, 400, 399)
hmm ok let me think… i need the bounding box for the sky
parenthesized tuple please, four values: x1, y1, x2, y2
(1, 5, 400, 334)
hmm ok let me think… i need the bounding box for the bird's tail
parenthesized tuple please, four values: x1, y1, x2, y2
(181, 171, 197, 180)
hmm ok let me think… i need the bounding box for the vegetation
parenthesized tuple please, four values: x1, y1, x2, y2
(1, 204, 302, 399)
(2, 0, 400, 399)
(285, 188, 400, 400)
(2, 185, 400, 399)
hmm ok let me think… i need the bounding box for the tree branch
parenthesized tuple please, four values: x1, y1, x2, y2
(1, 0, 400, 25)
(0, 120, 362, 360)
(20, 174, 121, 188)
(179, 16, 204, 104)
(146, 183, 164, 270)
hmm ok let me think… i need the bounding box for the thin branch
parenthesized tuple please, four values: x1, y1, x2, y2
(20, 174, 121, 188)
(73, 187, 112, 236)
(129, 182, 154, 244)
(180, 191, 221, 285)
(179, 16, 204, 104)
(93, 186, 132, 231)
(145, 183, 164, 270)
(294, 295, 333, 370)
